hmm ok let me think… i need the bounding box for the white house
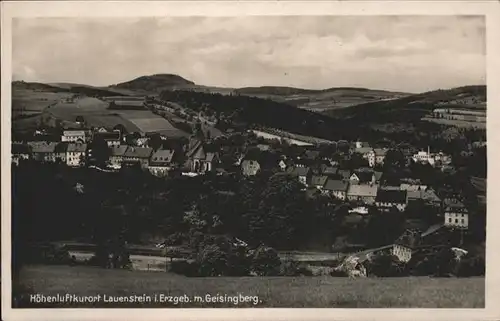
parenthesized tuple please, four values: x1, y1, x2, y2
(62, 130, 86, 143)
(367, 148, 388, 168)
(412, 147, 451, 168)
(444, 202, 469, 229)
(390, 244, 412, 263)
(66, 143, 87, 167)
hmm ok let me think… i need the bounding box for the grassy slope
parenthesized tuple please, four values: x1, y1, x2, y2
(16, 265, 484, 308)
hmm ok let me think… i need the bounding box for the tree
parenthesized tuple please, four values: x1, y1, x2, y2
(241, 174, 311, 249)
(149, 133, 163, 151)
(456, 254, 485, 277)
(125, 132, 142, 145)
(88, 135, 111, 167)
(383, 149, 406, 170)
(193, 234, 250, 276)
(434, 248, 459, 277)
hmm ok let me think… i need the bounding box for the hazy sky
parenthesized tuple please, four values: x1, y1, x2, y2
(12, 16, 485, 93)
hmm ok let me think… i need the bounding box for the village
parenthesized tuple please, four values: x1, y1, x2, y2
(10, 94, 487, 278)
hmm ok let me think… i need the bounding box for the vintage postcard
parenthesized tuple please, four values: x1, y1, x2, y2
(1, 1, 500, 321)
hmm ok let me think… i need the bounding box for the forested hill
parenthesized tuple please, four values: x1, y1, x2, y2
(159, 90, 353, 141)
(323, 85, 486, 123)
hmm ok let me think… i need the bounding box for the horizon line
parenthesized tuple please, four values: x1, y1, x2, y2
(11, 74, 487, 96)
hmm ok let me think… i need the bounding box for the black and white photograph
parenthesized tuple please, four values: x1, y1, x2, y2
(2, 1, 499, 319)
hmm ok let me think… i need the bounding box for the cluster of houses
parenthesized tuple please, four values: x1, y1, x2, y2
(237, 139, 466, 233)
(11, 128, 221, 178)
(280, 163, 467, 230)
(12, 127, 467, 232)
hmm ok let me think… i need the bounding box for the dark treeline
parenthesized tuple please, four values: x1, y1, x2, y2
(160, 90, 349, 141)
(11, 162, 335, 273)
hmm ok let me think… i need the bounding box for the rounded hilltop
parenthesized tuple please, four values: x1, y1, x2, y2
(110, 74, 196, 93)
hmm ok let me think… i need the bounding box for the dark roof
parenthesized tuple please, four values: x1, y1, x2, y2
(110, 145, 128, 156)
(67, 143, 87, 153)
(443, 198, 464, 208)
(337, 169, 351, 180)
(444, 204, 468, 213)
(407, 190, 441, 203)
(150, 149, 175, 164)
(186, 139, 203, 158)
(373, 171, 383, 181)
(322, 166, 338, 175)
(295, 157, 313, 166)
(354, 141, 370, 147)
(62, 130, 85, 137)
(256, 144, 271, 151)
(373, 148, 388, 156)
(94, 131, 121, 141)
(347, 184, 378, 197)
(111, 100, 145, 108)
(124, 146, 153, 158)
(354, 147, 373, 154)
(304, 150, 320, 160)
(54, 142, 69, 153)
(375, 189, 407, 204)
(12, 143, 32, 154)
(28, 141, 58, 153)
(352, 170, 374, 183)
(324, 179, 348, 192)
(311, 175, 328, 187)
(287, 166, 310, 177)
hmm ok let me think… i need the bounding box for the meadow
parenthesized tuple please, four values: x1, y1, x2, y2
(421, 117, 486, 129)
(12, 90, 73, 118)
(42, 97, 189, 136)
(15, 265, 484, 308)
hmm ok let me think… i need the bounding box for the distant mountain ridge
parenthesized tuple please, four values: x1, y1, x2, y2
(234, 86, 407, 96)
(12, 74, 485, 115)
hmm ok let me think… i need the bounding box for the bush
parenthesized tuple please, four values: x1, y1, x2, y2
(250, 245, 282, 276)
(196, 243, 229, 276)
(407, 255, 435, 276)
(169, 260, 200, 277)
(280, 260, 313, 276)
(456, 255, 485, 277)
(365, 253, 407, 277)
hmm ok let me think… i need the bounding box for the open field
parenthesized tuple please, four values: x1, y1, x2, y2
(12, 115, 44, 132)
(38, 97, 190, 136)
(12, 89, 73, 117)
(421, 117, 486, 129)
(15, 265, 484, 308)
